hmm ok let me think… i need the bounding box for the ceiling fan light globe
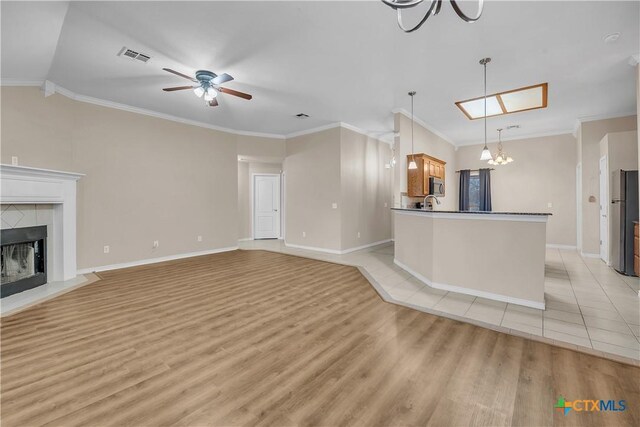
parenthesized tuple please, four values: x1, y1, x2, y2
(194, 87, 205, 97)
(204, 91, 215, 102)
(206, 86, 217, 98)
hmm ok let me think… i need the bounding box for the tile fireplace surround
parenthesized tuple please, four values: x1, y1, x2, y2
(0, 165, 83, 286)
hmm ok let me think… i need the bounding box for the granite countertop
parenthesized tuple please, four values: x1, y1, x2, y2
(391, 207, 552, 216)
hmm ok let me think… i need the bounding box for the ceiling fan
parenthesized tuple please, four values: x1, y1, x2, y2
(162, 68, 252, 107)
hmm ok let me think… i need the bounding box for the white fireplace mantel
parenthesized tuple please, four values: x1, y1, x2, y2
(0, 164, 84, 282)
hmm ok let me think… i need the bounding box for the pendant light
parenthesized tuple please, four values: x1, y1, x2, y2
(479, 57, 493, 161)
(488, 128, 514, 165)
(408, 91, 418, 170)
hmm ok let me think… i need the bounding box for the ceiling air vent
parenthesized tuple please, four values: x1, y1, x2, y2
(117, 47, 151, 63)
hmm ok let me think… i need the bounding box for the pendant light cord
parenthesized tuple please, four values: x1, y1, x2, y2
(483, 60, 487, 149)
(411, 93, 414, 158)
(409, 91, 416, 164)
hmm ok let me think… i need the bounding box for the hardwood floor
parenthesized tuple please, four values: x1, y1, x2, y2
(1, 250, 638, 427)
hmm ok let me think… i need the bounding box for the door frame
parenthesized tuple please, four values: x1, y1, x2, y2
(251, 173, 283, 240)
(576, 163, 582, 251)
(599, 155, 609, 264)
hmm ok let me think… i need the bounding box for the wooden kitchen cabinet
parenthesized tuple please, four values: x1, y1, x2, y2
(407, 153, 446, 197)
(634, 223, 639, 276)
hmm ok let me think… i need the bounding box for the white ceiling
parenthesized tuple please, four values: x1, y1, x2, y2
(2, 1, 638, 145)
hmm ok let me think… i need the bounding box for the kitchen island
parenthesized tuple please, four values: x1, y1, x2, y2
(392, 208, 551, 309)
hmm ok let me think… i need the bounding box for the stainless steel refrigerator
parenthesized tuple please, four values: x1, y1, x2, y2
(611, 170, 639, 276)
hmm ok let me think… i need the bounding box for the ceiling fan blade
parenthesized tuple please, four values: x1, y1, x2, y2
(212, 73, 233, 85)
(162, 68, 197, 82)
(163, 86, 197, 91)
(209, 98, 219, 107)
(219, 87, 252, 100)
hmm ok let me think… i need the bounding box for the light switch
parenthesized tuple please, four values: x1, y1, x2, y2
(332, 203, 338, 209)
(547, 202, 553, 208)
(11, 156, 18, 166)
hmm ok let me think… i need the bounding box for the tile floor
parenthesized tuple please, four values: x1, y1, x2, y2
(240, 239, 640, 364)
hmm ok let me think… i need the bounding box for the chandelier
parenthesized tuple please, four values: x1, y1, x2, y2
(381, 0, 484, 33)
(488, 128, 514, 165)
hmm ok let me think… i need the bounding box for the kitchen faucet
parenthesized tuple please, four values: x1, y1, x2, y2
(423, 195, 441, 210)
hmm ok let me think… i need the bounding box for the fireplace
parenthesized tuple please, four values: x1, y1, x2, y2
(1, 226, 47, 298)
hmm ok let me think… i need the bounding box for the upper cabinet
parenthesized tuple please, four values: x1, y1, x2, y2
(407, 153, 446, 197)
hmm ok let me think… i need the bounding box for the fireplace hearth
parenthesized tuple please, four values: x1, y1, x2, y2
(1, 226, 47, 298)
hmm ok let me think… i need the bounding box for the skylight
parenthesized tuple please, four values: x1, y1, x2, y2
(455, 83, 548, 120)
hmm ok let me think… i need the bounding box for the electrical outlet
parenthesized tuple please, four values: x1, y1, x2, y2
(11, 156, 18, 166)
(357, 232, 361, 239)
(547, 202, 553, 208)
(332, 203, 338, 209)
(153, 240, 159, 248)
(103, 245, 110, 254)
(197, 235, 202, 242)
(302, 231, 306, 238)
(384, 202, 388, 208)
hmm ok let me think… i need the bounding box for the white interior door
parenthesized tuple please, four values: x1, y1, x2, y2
(599, 156, 609, 263)
(254, 174, 281, 239)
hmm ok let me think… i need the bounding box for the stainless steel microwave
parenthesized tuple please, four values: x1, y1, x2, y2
(429, 177, 445, 196)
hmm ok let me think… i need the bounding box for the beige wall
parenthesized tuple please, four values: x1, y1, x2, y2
(600, 131, 638, 172)
(1, 86, 245, 269)
(237, 135, 286, 163)
(393, 112, 457, 210)
(579, 116, 637, 254)
(394, 211, 546, 307)
(284, 126, 393, 252)
(284, 127, 342, 251)
(237, 161, 282, 240)
(340, 127, 393, 249)
(456, 134, 577, 247)
(237, 162, 251, 240)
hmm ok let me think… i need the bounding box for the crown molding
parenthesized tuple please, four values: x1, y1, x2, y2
(0, 79, 43, 86)
(572, 111, 637, 138)
(454, 128, 575, 148)
(3, 81, 392, 144)
(4, 80, 287, 140)
(576, 111, 637, 125)
(285, 121, 390, 145)
(572, 119, 581, 138)
(391, 108, 456, 147)
(339, 122, 393, 145)
(284, 122, 342, 139)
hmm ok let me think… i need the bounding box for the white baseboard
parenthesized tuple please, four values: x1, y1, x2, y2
(546, 244, 577, 250)
(283, 242, 342, 254)
(340, 239, 393, 254)
(284, 239, 392, 255)
(394, 259, 546, 310)
(238, 238, 253, 242)
(580, 252, 601, 259)
(77, 246, 239, 274)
